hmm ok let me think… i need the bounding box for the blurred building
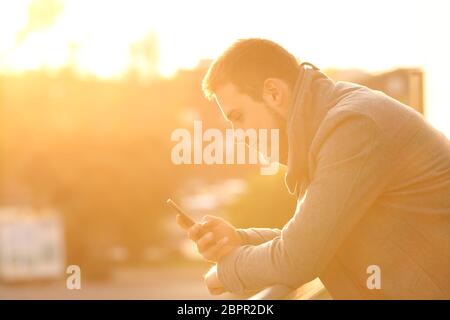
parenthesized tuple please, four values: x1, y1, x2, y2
(327, 68, 424, 114)
(0, 207, 65, 283)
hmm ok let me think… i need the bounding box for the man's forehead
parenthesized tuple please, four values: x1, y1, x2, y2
(214, 83, 240, 101)
(214, 82, 253, 109)
(213, 83, 239, 112)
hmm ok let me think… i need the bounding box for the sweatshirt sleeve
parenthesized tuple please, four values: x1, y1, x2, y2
(217, 113, 395, 294)
(236, 228, 282, 246)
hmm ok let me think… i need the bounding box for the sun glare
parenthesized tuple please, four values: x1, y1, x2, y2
(0, 0, 448, 136)
(0, 0, 438, 77)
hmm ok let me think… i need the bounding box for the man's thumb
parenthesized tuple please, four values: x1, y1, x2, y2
(201, 215, 222, 225)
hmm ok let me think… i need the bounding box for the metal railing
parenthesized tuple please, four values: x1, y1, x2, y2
(248, 279, 330, 300)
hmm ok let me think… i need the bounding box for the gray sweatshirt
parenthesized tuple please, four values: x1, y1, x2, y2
(216, 68, 450, 299)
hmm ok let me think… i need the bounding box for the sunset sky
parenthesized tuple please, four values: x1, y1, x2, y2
(0, 0, 449, 136)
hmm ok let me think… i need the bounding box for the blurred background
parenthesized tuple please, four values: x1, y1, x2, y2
(0, 0, 448, 299)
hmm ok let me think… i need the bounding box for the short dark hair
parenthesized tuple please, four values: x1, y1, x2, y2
(202, 38, 300, 101)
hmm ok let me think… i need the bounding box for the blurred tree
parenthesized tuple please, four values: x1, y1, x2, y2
(16, 0, 64, 44)
(128, 33, 160, 83)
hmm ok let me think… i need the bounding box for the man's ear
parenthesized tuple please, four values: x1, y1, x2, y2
(262, 78, 286, 109)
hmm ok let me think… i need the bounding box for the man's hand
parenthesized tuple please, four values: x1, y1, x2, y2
(176, 214, 241, 263)
(204, 265, 225, 295)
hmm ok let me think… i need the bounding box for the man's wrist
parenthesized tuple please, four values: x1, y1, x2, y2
(216, 246, 246, 295)
(235, 228, 248, 245)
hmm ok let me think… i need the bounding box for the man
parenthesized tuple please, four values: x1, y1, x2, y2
(176, 39, 450, 299)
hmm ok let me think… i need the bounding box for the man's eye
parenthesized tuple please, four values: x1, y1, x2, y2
(227, 110, 243, 122)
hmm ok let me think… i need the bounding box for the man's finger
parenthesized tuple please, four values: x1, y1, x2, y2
(197, 232, 216, 252)
(201, 215, 223, 225)
(187, 224, 203, 241)
(200, 220, 221, 231)
(175, 214, 191, 230)
(189, 220, 219, 241)
(202, 237, 229, 261)
(208, 286, 225, 295)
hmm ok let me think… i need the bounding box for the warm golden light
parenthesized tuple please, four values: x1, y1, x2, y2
(0, 0, 449, 135)
(0, 0, 449, 301)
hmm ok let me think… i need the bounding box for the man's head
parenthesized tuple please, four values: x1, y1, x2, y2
(202, 38, 299, 131)
(202, 39, 299, 163)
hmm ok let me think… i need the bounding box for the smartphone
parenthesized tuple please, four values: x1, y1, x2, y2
(166, 198, 196, 228)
